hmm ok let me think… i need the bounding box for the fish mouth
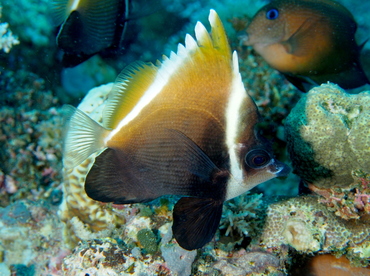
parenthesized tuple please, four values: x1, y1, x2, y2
(269, 159, 291, 177)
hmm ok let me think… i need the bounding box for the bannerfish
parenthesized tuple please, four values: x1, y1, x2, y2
(51, 0, 130, 67)
(241, 0, 369, 92)
(63, 10, 290, 250)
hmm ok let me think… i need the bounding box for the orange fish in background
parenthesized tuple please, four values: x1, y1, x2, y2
(241, 0, 369, 92)
(291, 254, 370, 276)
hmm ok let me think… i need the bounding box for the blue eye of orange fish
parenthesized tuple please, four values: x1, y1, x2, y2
(266, 8, 279, 20)
(245, 149, 271, 168)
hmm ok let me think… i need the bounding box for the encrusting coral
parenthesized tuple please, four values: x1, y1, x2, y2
(285, 83, 370, 188)
(284, 83, 370, 221)
(259, 196, 370, 267)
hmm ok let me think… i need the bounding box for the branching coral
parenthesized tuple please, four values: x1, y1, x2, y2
(219, 193, 263, 247)
(0, 6, 19, 53)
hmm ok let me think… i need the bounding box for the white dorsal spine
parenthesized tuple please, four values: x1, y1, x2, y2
(70, 0, 81, 11)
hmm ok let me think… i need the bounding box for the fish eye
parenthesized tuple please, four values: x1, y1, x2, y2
(245, 149, 271, 168)
(266, 8, 279, 20)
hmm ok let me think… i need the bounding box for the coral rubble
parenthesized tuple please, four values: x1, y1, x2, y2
(0, 200, 68, 275)
(0, 70, 64, 207)
(62, 238, 170, 276)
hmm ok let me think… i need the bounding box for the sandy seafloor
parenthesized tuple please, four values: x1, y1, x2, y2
(0, 0, 370, 275)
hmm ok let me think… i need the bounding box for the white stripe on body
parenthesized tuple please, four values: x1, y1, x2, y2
(225, 52, 250, 200)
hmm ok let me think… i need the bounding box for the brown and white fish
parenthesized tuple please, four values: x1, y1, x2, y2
(242, 0, 369, 92)
(51, 0, 130, 67)
(63, 10, 290, 250)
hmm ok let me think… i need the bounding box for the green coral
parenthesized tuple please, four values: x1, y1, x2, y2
(137, 229, 159, 255)
(218, 193, 263, 248)
(285, 83, 370, 188)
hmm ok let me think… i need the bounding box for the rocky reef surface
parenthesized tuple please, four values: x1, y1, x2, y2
(0, 0, 370, 275)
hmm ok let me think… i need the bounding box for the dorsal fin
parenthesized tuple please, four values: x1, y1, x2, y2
(209, 9, 231, 57)
(50, 0, 70, 26)
(56, 0, 124, 55)
(102, 9, 234, 133)
(103, 62, 158, 129)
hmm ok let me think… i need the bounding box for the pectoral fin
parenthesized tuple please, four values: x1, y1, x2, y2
(172, 197, 223, 250)
(283, 18, 319, 56)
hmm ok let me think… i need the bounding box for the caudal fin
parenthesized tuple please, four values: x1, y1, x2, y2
(63, 105, 109, 169)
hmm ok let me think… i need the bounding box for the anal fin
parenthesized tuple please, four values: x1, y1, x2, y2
(172, 197, 223, 250)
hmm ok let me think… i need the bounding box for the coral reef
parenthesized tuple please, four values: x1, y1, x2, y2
(62, 238, 168, 276)
(285, 84, 370, 188)
(0, 6, 19, 53)
(59, 83, 127, 247)
(308, 170, 370, 220)
(0, 70, 64, 207)
(218, 193, 264, 249)
(0, 200, 68, 275)
(259, 196, 370, 267)
(1, 0, 370, 275)
(0, 0, 53, 47)
(213, 250, 285, 276)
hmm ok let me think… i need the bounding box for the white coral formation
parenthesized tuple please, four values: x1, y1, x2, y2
(59, 83, 126, 247)
(0, 7, 19, 53)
